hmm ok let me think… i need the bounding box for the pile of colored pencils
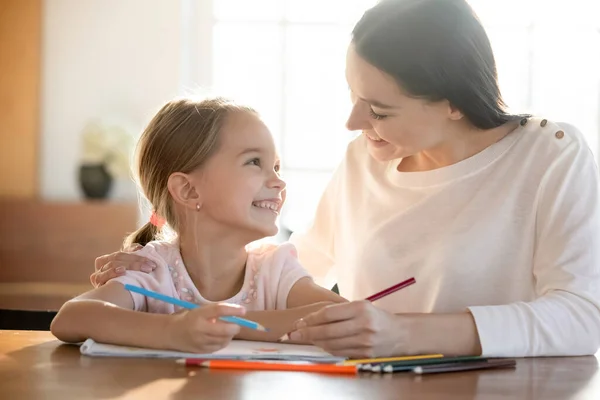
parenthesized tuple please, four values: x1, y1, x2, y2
(346, 355, 516, 374)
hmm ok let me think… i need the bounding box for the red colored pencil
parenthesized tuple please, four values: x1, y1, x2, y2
(365, 277, 416, 302)
(176, 359, 357, 375)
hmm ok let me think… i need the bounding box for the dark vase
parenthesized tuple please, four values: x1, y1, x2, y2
(79, 163, 113, 199)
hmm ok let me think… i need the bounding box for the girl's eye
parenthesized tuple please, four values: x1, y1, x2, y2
(369, 108, 388, 120)
(248, 158, 260, 167)
(274, 164, 280, 173)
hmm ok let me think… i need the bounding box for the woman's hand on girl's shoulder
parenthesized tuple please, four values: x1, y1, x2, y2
(165, 304, 247, 353)
(90, 244, 157, 287)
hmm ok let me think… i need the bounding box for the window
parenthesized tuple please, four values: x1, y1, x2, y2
(469, 0, 600, 157)
(206, 0, 376, 234)
(186, 0, 600, 234)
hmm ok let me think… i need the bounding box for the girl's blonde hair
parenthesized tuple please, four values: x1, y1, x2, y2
(123, 97, 255, 248)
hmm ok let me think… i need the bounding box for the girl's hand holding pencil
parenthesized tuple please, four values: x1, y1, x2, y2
(122, 284, 268, 354)
(167, 303, 247, 354)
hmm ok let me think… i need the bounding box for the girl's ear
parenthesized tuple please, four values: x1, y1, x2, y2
(167, 172, 201, 211)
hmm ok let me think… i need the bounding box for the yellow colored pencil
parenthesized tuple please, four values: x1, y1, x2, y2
(343, 354, 443, 365)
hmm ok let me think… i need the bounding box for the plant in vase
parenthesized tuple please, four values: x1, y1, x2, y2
(79, 120, 135, 200)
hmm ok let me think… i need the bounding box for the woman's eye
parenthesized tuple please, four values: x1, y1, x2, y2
(349, 89, 356, 103)
(369, 108, 387, 120)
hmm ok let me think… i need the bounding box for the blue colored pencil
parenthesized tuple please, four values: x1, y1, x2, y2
(123, 284, 268, 332)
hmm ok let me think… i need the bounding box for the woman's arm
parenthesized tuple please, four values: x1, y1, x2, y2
(284, 300, 481, 358)
(405, 312, 482, 356)
(467, 134, 600, 357)
(290, 130, 600, 358)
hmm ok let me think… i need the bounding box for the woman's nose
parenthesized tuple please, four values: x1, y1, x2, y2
(346, 103, 371, 131)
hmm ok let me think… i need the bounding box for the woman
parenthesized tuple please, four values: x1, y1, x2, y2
(91, 0, 600, 358)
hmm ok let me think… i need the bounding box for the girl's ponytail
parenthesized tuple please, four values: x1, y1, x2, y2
(123, 221, 160, 249)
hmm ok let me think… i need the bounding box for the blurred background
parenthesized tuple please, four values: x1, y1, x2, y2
(1, 0, 599, 316)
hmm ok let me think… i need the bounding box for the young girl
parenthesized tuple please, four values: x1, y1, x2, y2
(51, 97, 345, 353)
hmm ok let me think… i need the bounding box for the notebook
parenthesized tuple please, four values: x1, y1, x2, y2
(80, 339, 345, 363)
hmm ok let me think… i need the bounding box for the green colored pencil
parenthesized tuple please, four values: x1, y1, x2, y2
(368, 356, 485, 373)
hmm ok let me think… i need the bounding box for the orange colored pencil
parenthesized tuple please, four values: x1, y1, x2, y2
(176, 359, 357, 375)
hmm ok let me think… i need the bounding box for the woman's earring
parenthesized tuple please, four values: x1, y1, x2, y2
(196, 204, 200, 212)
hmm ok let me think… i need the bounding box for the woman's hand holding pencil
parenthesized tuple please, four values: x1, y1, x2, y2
(285, 300, 411, 358)
(282, 277, 416, 358)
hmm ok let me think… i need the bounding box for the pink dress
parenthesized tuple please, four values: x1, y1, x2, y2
(111, 241, 311, 313)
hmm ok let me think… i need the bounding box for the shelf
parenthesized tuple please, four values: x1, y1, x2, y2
(0, 200, 139, 310)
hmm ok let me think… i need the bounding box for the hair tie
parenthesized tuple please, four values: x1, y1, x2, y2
(149, 211, 166, 229)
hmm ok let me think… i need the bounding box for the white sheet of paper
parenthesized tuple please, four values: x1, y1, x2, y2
(80, 339, 345, 363)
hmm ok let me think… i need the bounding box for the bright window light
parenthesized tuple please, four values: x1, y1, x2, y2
(206, 0, 600, 234)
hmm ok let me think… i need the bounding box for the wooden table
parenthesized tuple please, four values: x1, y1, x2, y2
(1, 331, 599, 399)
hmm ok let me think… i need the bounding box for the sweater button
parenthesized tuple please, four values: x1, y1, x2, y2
(520, 118, 528, 126)
(555, 130, 564, 139)
(540, 119, 547, 127)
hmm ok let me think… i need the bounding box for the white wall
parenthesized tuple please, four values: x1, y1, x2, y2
(41, 0, 184, 200)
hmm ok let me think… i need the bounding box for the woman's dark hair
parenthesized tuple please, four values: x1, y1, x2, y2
(352, 0, 524, 129)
